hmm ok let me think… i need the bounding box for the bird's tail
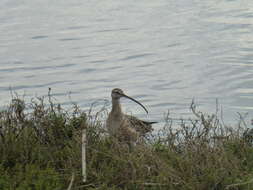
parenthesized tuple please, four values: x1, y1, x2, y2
(143, 121, 158, 125)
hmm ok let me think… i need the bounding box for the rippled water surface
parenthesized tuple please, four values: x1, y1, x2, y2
(1, 0, 253, 125)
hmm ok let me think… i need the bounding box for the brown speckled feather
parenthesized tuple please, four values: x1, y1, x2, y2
(125, 115, 156, 135)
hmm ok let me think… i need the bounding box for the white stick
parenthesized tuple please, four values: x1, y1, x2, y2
(81, 128, 87, 182)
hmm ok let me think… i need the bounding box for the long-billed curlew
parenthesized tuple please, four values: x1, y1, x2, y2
(106, 88, 156, 142)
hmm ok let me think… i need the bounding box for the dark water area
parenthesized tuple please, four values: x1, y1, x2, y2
(1, 0, 253, 127)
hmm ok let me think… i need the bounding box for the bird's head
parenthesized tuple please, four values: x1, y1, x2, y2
(111, 88, 148, 114)
(111, 88, 125, 99)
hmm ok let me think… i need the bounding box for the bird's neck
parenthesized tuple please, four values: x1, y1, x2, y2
(111, 98, 122, 115)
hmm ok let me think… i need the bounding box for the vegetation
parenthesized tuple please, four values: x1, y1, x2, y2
(0, 93, 253, 190)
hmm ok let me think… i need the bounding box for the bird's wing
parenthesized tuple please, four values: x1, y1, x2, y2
(124, 115, 156, 135)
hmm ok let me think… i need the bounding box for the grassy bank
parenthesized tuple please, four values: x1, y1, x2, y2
(0, 95, 253, 190)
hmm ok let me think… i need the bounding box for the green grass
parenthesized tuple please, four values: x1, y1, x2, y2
(0, 94, 253, 190)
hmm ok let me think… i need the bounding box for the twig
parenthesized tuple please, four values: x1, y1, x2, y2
(67, 172, 75, 190)
(82, 128, 87, 182)
(225, 178, 253, 189)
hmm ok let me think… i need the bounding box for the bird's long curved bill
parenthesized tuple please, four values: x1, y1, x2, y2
(122, 94, 148, 114)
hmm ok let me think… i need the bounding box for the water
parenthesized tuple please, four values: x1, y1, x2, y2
(1, 0, 253, 126)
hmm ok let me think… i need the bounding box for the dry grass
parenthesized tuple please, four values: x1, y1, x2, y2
(0, 94, 253, 190)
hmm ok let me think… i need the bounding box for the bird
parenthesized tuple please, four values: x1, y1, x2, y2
(106, 88, 157, 142)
